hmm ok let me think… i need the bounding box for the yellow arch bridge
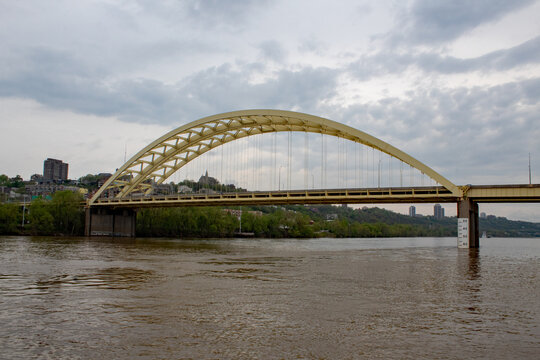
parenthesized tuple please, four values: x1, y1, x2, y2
(85, 110, 540, 247)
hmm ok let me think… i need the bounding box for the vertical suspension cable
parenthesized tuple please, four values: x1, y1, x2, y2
(360, 143, 363, 187)
(399, 161, 403, 187)
(259, 133, 263, 190)
(323, 133, 327, 189)
(220, 140, 223, 193)
(372, 147, 375, 188)
(252, 136, 256, 190)
(245, 137, 249, 190)
(205, 142, 209, 180)
(240, 137, 244, 189)
(345, 139, 349, 188)
(287, 131, 291, 190)
(260, 134, 263, 190)
(304, 132, 308, 189)
(257, 133, 261, 190)
(378, 150, 382, 188)
(320, 133, 323, 190)
(368, 147, 370, 188)
(247, 137, 250, 190)
(340, 137, 344, 188)
(235, 138, 239, 189)
(355, 141, 358, 188)
(338, 137, 342, 188)
(388, 154, 391, 188)
(273, 131, 277, 190)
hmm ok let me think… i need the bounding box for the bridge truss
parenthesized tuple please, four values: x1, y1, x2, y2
(89, 110, 461, 205)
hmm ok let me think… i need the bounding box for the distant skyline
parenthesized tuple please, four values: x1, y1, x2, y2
(1, 1, 539, 221)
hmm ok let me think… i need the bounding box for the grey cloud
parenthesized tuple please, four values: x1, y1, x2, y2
(185, 0, 268, 19)
(298, 37, 327, 55)
(349, 35, 540, 79)
(324, 77, 540, 184)
(0, 46, 339, 124)
(390, 0, 535, 45)
(108, 0, 272, 35)
(170, 0, 271, 32)
(180, 64, 339, 117)
(258, 40, 286, 63)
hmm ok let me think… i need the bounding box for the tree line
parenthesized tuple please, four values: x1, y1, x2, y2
(0, 191, 85, 236)
(1, 193, 539, 237)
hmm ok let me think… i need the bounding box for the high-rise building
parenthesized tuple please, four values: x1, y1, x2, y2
(43, 158, 69, 181)
(434, 204, 444, 219)
(409, 205, 416, 217)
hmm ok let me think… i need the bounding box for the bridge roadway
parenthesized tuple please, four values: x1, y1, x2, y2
(90, 184, 540, 208)
(85, 184, 539, 245)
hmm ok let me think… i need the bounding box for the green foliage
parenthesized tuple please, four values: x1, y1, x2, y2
(176, 179, 243, 193)
(136, 207, 317, 238)
(17, 190, 86, 236)
(0, 174, 24, 188)
(0, 174, 8, 186)
(78, 174, 100, 189)
(48, 191, 85, 235)
(479, 215, 540, 237)
(27, 199, 55, 235)
(137, 207, 238, 238)
(0, 203, 20, 234)
(133, 204, 470, 238)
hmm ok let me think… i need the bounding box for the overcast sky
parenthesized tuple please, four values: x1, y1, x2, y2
(1, 0, 539, 221)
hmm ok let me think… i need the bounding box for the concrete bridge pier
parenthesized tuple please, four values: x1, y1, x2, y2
(457, 198, 479, 248)
(85, 207, 136, 237)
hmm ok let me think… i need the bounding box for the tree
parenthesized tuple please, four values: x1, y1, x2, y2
(0, 203, 19, 234)
(27, 199, 54, 235)
(9, 175, 24, 188)
(0, 174, 9, 187)
(49, 191, 85, 235)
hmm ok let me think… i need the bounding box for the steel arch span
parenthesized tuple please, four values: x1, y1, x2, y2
(89, 109, 461, 205)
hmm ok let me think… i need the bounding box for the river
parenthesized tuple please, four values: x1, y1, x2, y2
(0, 236, 539, 359)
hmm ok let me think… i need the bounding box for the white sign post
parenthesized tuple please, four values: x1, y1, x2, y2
(457, 218, 469, 248)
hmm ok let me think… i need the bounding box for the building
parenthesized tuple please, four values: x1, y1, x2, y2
(198, 170, 219, 186)
(326, 213, 338, 221)
(409, 205, 416, 217)
(43, 158, 68, 181)
(152, 183, 174, 195)
(30, 174, 43, 183)
(97, 173, 112, 188)
(25, 183, 85, 197)
(434, 204, 445, 219)
(177, 185, 192, 194)
(223, 209, 242, 218)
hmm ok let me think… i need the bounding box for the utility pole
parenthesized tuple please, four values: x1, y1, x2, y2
(22, 195, 26, 227)
(238, 209, 242, 233)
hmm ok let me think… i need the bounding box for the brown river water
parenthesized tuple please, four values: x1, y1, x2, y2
(0, 236, 539, 359)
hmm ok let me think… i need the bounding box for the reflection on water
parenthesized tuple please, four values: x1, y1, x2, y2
(0, 236, 539, 359)
(34, 267, 154, 290)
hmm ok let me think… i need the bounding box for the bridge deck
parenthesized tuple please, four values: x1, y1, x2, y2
(91, 186, 458, 208)
(465, 184, 540, 202)
(89, 184, 540, 208)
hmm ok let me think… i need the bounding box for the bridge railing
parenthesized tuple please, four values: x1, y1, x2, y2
(90, 186, 458, 208)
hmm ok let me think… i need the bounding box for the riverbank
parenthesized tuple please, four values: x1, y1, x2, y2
(2, 193, 539, 238)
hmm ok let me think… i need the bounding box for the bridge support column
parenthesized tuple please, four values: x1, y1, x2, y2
(85, 207, 136, 237)
(457, 198, 479, 248)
